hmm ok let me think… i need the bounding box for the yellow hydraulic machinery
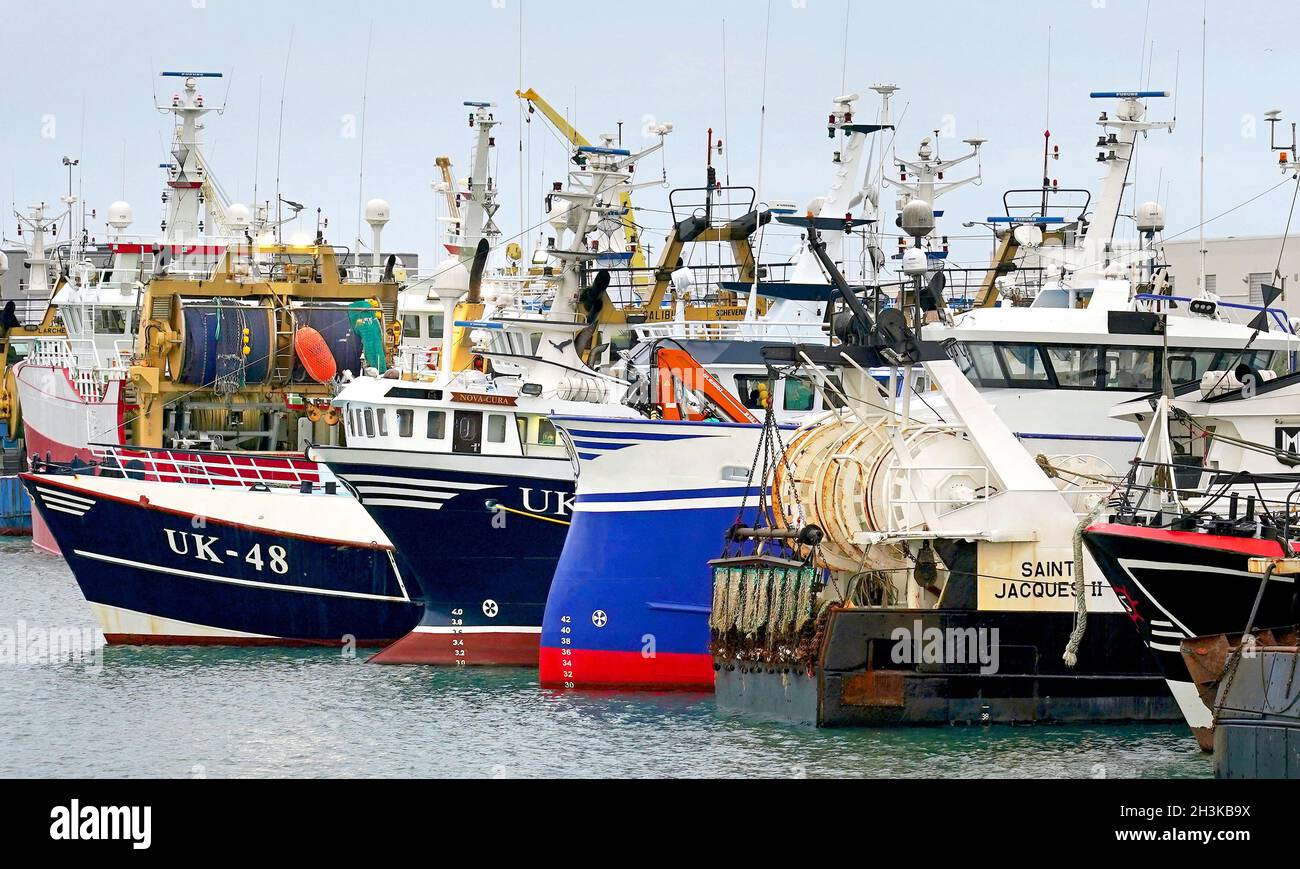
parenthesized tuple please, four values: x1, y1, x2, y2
(130, 243, 399, 450)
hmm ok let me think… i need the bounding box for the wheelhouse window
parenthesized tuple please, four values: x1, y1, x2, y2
(427, 410, 447, 440)
(955, 343, 1007, 388)
(401, 315, 422, 339)
(396, 409, 414, 438)
(996, 345, 1051, 384)
(735, 375, 775, 411)
(487, 414, 508, 444)
(94, 308, 129, 334)
(1044, 346, 1101, 389)
(363, 408, 375, 438)
(1032, 288, 1094, 309)
(376, 409, 389, 437)
(1104, 348, 1159, 391)
(537, 418, 558, 446)
(783, 378, 817, 413)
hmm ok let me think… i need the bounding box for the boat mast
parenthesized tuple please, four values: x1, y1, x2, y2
(1086, 91, 1174, 272)
(458, 102, 502, 262)
(156, 72, 222, 245)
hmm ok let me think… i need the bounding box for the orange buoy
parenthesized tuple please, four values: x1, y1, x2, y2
(295, 327, 337, 384)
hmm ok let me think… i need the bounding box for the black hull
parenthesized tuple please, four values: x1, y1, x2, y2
(715, 609, 1179, 728)
(1083, 524, 1300, 687)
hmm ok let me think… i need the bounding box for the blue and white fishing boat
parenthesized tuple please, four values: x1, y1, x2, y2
(538, 88, 932, 689)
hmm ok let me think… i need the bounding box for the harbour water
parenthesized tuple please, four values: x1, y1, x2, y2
(0, 539, 1210, 779)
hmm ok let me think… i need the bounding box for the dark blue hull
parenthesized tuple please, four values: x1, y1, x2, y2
(22, 474, 419, 646)
(319, 449, 575, 666)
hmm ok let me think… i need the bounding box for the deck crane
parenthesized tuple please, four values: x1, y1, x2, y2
(433, 156, 463, 250)
(517, 88, 650, 273)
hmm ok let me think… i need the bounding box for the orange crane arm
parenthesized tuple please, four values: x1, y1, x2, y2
(653, 347, 758, 424)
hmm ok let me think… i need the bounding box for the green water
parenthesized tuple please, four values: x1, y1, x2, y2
(0, 539, 1211, 779)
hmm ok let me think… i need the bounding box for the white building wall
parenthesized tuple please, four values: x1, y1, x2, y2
(1163, 235, 1300, 317)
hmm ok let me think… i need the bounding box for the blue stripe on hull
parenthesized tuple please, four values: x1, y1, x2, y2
(541, 503, 759, 660)
(328, 462, 572, 632)
(25, 479, 419, 643)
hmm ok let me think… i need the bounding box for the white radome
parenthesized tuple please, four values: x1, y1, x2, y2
(107, 201, 134, 231)
(365, 198, 392, 228)
(1136, 201, 1165, 234)
(0, 250, 8, 277)
(226, 203, 252, 231)
(432, 256, 471, 297)
(902, 247, 929, 277)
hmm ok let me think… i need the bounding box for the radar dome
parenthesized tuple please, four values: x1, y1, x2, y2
(365, 198, 391, 227)
(107, 201, 134, 231)
(901, 247, 929, 277)
(432, 255, 471, 298)
(901, 200, 935, 239)
(0, 251, 8, 277)
(226, 203, 252, 231)
(1136, 201, 1165, 234)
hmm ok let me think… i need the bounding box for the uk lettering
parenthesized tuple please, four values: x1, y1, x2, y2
(164, 530, 289, 574)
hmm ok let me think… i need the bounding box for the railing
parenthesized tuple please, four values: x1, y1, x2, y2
(89, 444, 325, 490)
(631, 320, 828, 343)
(28, 338, 131, 402)
(1134, 294, 1298, 335)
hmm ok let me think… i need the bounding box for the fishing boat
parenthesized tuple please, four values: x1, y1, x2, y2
(1079, 117, 1300, 749)
(929, 91, 1299, 471)
(310, 119, 674, 666)
(24, 453, 418, 646)
(702, 221, 1176, 726)
(539, 89, 906, 689)
(20, 72, 422, 646)
(1082, 386, 1300, 748)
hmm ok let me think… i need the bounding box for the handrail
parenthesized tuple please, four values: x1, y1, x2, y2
(1134, 293, 1298, 336)
(90, 444, 324, 490)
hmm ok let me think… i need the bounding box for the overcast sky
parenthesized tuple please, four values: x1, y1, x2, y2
(3, 0, 1298, 271)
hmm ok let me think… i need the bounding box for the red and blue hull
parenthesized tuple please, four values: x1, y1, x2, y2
(540, 417, 769, 691)
(316, 447, 576, 667)
(541, 496, 760, 690)
(22, 473, 419, 646)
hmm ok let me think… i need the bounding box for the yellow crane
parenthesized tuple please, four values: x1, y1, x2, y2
(433, 156, 462, 245)
(516, 88, 648, 273)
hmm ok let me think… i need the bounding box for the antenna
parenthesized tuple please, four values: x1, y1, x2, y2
(253, 76, 263, 232)
(721, 17, 731, 187)
(355, 21, 374, 252)
(1198, 0, 1207, 297)
(274, 27, 296, 243)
